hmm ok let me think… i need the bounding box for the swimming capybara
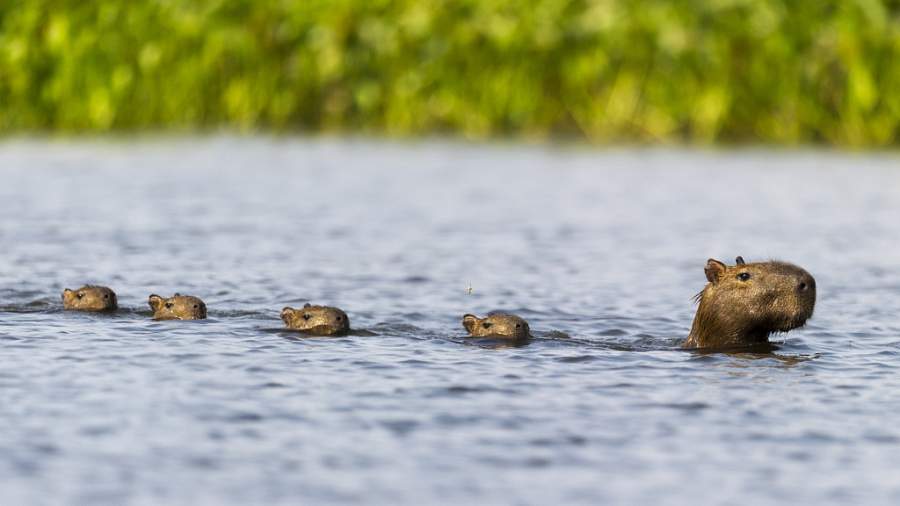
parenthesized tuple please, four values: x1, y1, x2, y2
(463, 313, 531, 341)
(281, 303, 350, 336)
(62, 285, 118, 311)
(683, 256, 816, 349)
(148, 293, 207, 320)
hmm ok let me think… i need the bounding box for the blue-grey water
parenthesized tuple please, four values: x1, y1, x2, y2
(1, 138, 899, 505)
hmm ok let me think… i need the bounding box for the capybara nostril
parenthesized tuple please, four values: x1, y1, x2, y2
(798, 274, 815, 293)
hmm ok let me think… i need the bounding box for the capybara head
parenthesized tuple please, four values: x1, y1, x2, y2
(148, 293, 207, 320)
(684, 256, 816, 349)
(463, 313, 531, 341)
(281, 303, 350, 336)
(62, 285, 118, 311)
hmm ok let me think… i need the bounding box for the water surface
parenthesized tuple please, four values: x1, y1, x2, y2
(1, 138, 899, 505)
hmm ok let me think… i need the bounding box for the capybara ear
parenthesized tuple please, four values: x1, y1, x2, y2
(303, 303, 312, 308)
(735, 256, 746, 265)
(281, 307, 295, 324)
(462, 314, 479, 333)
(704, 259, 727, 284)
(148, 294, 164, 311)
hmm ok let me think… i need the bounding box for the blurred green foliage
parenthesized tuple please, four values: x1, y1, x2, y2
(1, 0, 899, 145)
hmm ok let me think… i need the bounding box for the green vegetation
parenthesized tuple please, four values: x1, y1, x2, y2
(1, 0, 899, 145)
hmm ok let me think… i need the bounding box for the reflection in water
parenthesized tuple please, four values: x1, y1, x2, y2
(690, 342, 785, 355)
(0, 139, 899, 504)
(712, 351, 819, 369)
(461, 336, 532, 349)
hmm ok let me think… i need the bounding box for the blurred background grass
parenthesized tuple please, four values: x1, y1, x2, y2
(1, 0, 899, 145)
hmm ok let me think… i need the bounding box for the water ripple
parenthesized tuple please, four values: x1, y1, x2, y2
(1, 139, 899, 505)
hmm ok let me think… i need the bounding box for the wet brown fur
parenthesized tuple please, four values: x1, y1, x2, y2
(149, 293, 207, 320)
(463, 313, 531, 341)
(281, 304, 350, 336)
(62, 285, 118, 312)
(683, 256, 816, 349)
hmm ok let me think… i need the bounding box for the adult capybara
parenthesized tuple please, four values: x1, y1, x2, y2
(683, 256, 816, 349)
(281, 304, 350, 336)
(463, 313, 531, 341)
(62, 285, 118, 311)
(148, 293, 207, 320)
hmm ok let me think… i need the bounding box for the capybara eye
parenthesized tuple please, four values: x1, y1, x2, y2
(335, 316, 342, 321)
(303, 314, 311, 320)
(515, 324, 522, 329)
(165, 302, 173, 309)
(737, 272, 751, 281)
(193, 304, 199, 309)
(482, 322, 492, 329)
(77, 293, 84, 299)
(103, 294, 109, 299)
